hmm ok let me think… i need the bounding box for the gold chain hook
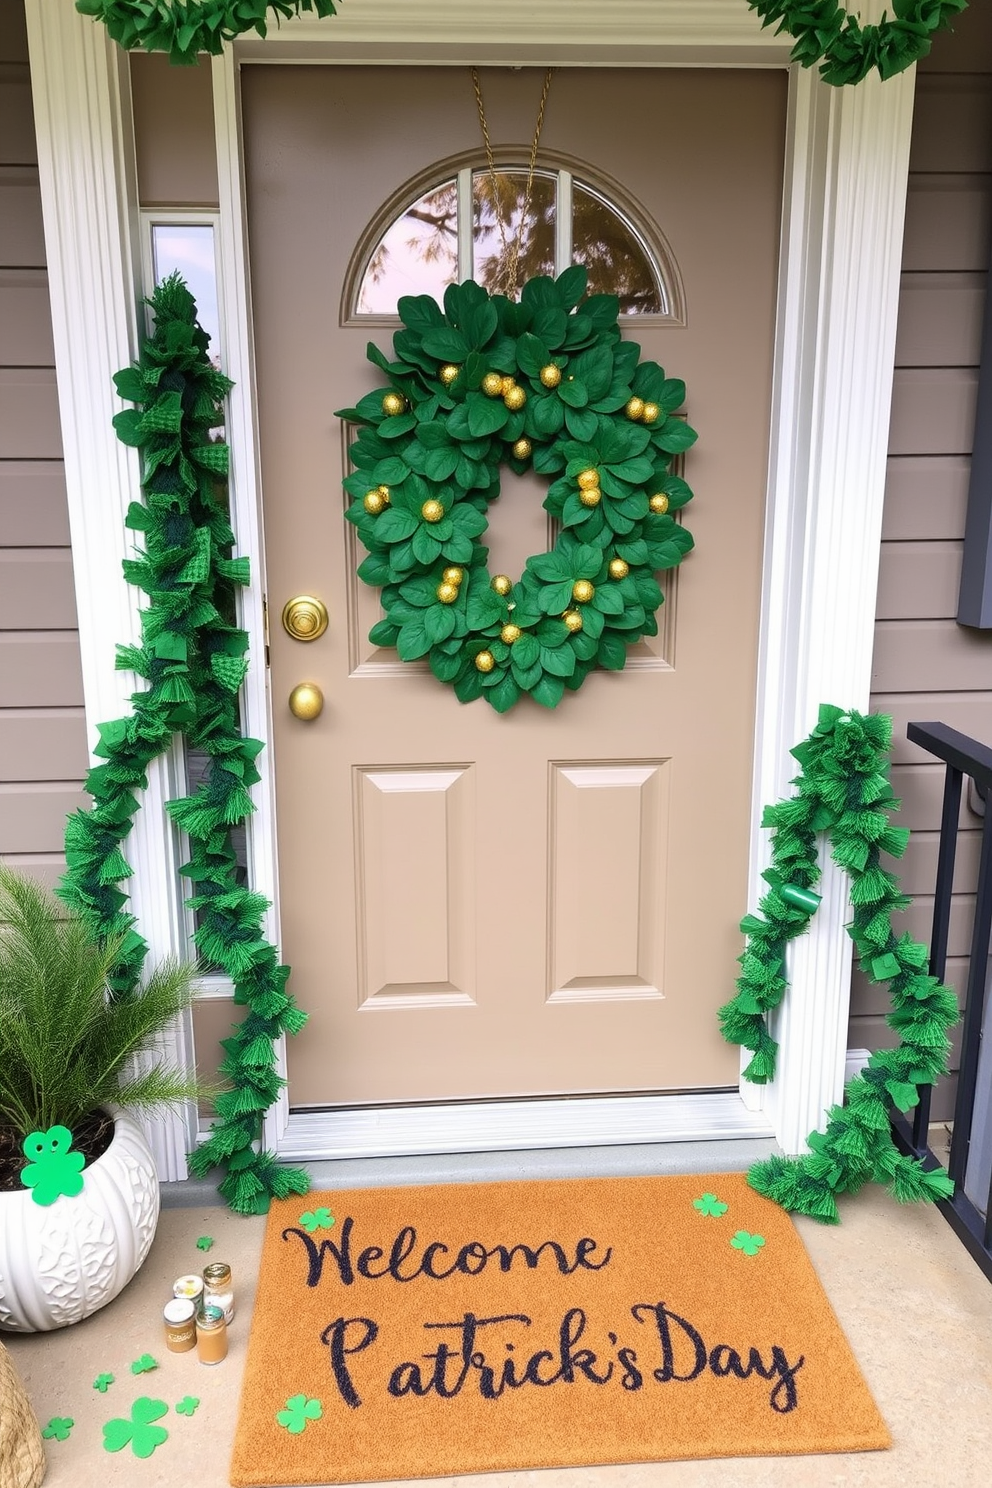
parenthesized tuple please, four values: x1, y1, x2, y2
(471, 67, 554, 301)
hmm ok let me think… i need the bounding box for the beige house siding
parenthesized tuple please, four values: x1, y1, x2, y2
(0, 2, 87, 887)
(851, 2, 992, 1119)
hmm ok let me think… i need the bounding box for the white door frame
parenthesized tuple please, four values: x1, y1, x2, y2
(24, 0, 915, 1179)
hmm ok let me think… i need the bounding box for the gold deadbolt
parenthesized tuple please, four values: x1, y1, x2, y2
(289, 683, 324, 721)
(281, 595, 328, 642)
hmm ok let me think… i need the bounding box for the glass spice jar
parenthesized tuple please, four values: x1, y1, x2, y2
(202, 1261, 235, 1324)
(196, 1304, 228, 1365)
(163, 1297, 197, 1353)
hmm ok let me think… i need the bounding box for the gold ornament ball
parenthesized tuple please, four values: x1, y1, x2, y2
(437, 582, 460, 605)
(563, 610, 584, 633)
(540, 364, 562, 388)
(649, 493, 670, 515)
(382, 391, 407, 417)
(625, 396, 645, 421)
(442, 566, 464, 586)
(609, 558, 630, 580)
(439, 364, 460, 386)
(491, 574, 513, 597)
(512, 437, 533, 460)
(377, 484, 391, 503)
(641, 401, 660, 424)
(482, 372, 504, 397)
(577, 468, 600, 491)
(421, 498, 445, 523)
(500, 375, 516, 396)
(475, 650, 496, 674)
(579, 487, 602, 508)
(500, 623, 522, 644)
(504, 385, 527, 411)
(572, 579, 595, 603)
(363, 490, 386, 515)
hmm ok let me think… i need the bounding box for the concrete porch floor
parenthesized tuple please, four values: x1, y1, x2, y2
(5, 1169, 992, 1488)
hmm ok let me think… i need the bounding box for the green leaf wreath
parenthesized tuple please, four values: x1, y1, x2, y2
(719, 704, 958, 1222)
(59, 273, 309, 1214)
(336, 268, 695, 712)
(74, 0, 337, 66)
(746, 1, 968, 86)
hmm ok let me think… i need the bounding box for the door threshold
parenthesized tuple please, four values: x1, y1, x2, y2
(275, 1089, 773, 1162)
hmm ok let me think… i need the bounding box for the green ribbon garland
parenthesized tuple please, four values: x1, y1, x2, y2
(60, 273, 309, 1215)
(74, 0, 337, 66)
(719, 704, 957, 1222)
(747, 1, 968, 86)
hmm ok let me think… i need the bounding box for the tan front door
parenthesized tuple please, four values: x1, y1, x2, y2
(242, 66, 785, 1109)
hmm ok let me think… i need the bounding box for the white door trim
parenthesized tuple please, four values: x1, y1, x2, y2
(23, 1, 915, 1176)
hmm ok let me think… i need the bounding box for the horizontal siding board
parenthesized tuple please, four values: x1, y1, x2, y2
(872, 618, 992, 691)
(917, 2, 992, 74)
(0, 67, 36, 167)
(902, 174, 991, 272)
(0, 368, 62, 458)
(0, 462, 69, 544)
(909, 77, 992, 173)
(0, 634, 84, 706)
(893, 829, 983, 898)
(887, 368, 978, 456)
(847, 1012, 959, 1120)
(0, 783, 87, 854)
(874, 539, 962, 620)
(0, 269, 53, 364)
(882, 456, 970, 541)
(894, 272, 985, 368)
(888, 761, 982, 830)
(0, 854, 68, 890)
(0, 711, 87, 782)
(0, 8, 28, 65)
(0, 551, 78, 630)
(0, 168, 45, 266)
(871, 692, 992, 764)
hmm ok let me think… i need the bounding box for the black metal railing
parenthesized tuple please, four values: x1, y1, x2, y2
(889, 721, 992, 1281)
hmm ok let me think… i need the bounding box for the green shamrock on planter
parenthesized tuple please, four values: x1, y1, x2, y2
(102, 1398, 169, 1459)
(276, 1395, 322, 1434)
(42, 1418, 73, 1441)
(693, 1192, 729, 1217)
(730, 1231, 766, 1257)
(298, 1207, 335, 1234)
(20, 1126, 85, 1205)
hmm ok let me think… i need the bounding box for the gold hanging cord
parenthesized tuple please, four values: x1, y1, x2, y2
(471, 67, 554, 302)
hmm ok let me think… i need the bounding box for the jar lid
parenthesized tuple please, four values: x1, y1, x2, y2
(202, 1262, 232, 1284)
(164, 1298, 196, 1323)
(198, 1304, 225, 1330)
(173, 1274, 204, 1297)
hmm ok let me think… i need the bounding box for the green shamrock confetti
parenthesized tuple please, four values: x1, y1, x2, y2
(130, 1354, 158, 1375)
(693, 1193, 729, 1217)
(20, 1127, 85, 1206)
(195, 1235, 214, 1252)
(298, 1207, 335, 1234)
(730, 1230, 766, 1257)
(102, 1398, 169, 1459)
(42, 1418, 74, 1441)
(175, 1397, 200, 1417)
(276, 1395, 323, 1434)
(93, 1373, 115, 1393)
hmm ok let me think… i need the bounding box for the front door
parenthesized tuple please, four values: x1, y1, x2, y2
(241, 66, 785, 1109)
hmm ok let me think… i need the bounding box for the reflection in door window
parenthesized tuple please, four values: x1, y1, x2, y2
(472, 169, 556, 296)
(571, 182, 664, 315)
(358, 179, 460, 313)
(150, 222, 222, 361)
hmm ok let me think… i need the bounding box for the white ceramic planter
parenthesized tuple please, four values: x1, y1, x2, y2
(0, 1111, 161, 1332)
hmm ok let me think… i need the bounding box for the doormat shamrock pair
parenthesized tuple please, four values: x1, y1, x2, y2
(230, 1173, 888, 1484)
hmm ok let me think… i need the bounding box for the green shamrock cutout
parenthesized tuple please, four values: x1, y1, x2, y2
(175, 1396, 200, 1417)
(93, 1373, 115, 1393)
(276, 1395, 323, 1434)
(730, 1230, 766, 1257)
(196, 1235, 214, 1252)
(693, 1192, 729, 1217)
(130, 1353, 158, 1375)
(42, 1418, 74, 1441)
(20, 1126, 85, 1206)
(102, 1397, 169, 1459)
(298, 1207, 335, 1234)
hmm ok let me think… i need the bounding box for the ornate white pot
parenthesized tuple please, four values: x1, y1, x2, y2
(0, 1111, 161, 1333)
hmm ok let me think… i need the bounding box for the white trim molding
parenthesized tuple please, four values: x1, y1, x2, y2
(25, 3, 916, 1173)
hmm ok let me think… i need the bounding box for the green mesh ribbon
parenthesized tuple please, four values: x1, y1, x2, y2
(74, 0, 337, 65)
(747, 1, 968, 85)
(59, 274, 309, 1214)
(719, 704, 957, 1222)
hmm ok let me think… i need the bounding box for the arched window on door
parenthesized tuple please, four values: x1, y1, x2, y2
(346, 159, 684, 324)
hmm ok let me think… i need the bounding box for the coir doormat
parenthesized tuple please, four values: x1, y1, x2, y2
(231, 1173, 889, 1484)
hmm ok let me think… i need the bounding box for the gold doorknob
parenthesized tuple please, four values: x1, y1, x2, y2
(281, 595, 328, 642)
(289, 683, 324, 721)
